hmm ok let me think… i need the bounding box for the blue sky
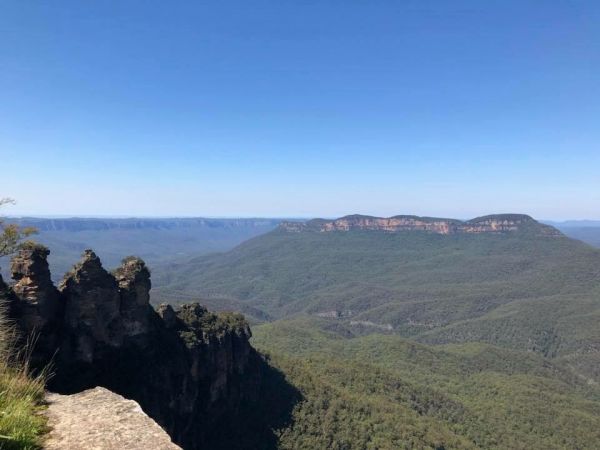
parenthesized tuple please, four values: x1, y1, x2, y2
(1, 1, 599, 219)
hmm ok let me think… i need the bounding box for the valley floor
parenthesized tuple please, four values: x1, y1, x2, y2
(252, 317, 600, 450)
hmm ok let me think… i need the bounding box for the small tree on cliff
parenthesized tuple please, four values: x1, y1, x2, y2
(0, 198, 37, 257)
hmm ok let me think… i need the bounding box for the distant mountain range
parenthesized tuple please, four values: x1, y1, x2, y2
(0, 217, 283, 280)
(4, 213, 600, 447)
(544, 219, 600, 228)
(153, 214, 600, 378)
(546, 220, 600, 247)
(1, 215, 598, 281)
(149, 212, 600, 448)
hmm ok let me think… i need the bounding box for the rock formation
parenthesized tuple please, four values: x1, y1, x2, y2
(114, 256, 153, 336)
(280, 214, 562, 236)
(8, 243, 61, 364)
(44, 387, 182, 450)
(5, 248, 291, 450)
(58, 250, 123, 359)
(10, 244, 60, 328)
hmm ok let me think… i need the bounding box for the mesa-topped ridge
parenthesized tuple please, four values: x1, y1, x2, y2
(280, 213, 562, 235)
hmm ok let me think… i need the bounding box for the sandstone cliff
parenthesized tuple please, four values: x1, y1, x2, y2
(4, 247, 295, 450)
(280, 213, 562, 236)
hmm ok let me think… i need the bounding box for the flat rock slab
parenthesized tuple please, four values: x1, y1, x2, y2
(44, 386, 181, 450)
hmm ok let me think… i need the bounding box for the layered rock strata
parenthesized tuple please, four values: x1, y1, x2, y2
(281, 214, 562, 236)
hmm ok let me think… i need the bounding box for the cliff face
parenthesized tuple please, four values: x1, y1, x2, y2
(5, 247, 283, 450)
(281, 214, 562, 236)
(10, 245, 60, 326)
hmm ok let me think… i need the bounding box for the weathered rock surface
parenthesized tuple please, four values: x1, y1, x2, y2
(7, 248, 287, 450)
(113, 256, 152, 336)
(281, 214, 562, 236)
(10, 244, 60, 328)
(59, 250, 123, 359)
(44, 387, 181, 450)
(9, 244, 61, 364)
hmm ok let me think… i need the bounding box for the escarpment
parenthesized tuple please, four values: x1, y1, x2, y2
(4, 247, 292, 450)
(281, 214, 562, 236)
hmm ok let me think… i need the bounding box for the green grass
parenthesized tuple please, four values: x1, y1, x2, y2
(0, 301, 47, 450)
(0, 365, 46, 450)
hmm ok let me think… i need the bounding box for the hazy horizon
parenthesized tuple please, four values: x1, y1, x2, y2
(3, 213, 600, 223)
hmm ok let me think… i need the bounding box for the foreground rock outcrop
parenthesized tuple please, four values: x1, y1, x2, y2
(281, 213, 562, 236)
(44, 387, 181, 450)
(4, 247, 296, 450)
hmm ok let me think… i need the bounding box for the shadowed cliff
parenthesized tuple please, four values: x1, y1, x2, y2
(2, 246, 300, 450)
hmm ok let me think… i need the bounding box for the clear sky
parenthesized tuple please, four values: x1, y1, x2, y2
(1, 1, 599, 219)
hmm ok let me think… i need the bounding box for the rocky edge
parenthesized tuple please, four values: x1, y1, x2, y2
(2, 247, 267, 450)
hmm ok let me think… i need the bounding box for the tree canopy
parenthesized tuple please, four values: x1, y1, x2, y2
(0, 198, 37, 258)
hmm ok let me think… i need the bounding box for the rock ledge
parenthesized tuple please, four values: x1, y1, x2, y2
(44, 387, 181, 450)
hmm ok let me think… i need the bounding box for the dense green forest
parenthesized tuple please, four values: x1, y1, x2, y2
(153, 220, 600, 381)
(3, 214, 599, 448)
(252, 318, 600, 449)
(149, 218, 600, 448)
